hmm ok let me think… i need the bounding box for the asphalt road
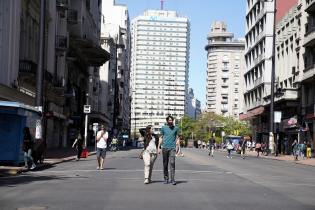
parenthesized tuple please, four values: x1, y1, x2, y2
(0, 148, 315, 210)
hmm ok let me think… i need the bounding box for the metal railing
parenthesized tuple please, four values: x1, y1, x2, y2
(19, 60, 37, 74)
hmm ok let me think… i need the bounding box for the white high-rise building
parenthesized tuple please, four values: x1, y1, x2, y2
(205, 21, 245, 118)
(130, 10, 190, 135)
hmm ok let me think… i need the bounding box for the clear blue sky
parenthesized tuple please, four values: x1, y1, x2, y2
(116, 0, 246, 109)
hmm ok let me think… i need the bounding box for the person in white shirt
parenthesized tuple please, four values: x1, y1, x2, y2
(96, 125, 108, 170)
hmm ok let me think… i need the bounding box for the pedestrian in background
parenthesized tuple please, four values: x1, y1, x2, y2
(197, 140, 201, 149)
(306, 142, 312, 159)
(209, 136, 215, 157)
(158, 115, 180, 185)
(96, 125, 108, 170)
(240, 137, 247, 159)
(23, 127, 36, 170)
(255, 141, 262, 157)
(72, 129, 83, 161)
(226, 140, 233, 159)
(142, 125, 159, 184)
(284, 137, 288, 155)
(299, 141, 306, 159)
(292, 139, 299, 161)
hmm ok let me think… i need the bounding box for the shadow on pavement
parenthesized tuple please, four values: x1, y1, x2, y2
(0, 174, 78, 187)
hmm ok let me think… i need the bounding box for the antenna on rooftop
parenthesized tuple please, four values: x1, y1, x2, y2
(161, 0, 164, 10)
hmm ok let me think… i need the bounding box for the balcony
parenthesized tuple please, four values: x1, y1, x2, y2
(51, 77, 65, 96)
(56, 35, 68, 51)
(221, 106, 228, 113)
(253, 54, 264, 66)
(221, 83, 228, 88)
(256, 7, 266, 21)
(249, 99, 264, 110)
(19, 60, 37, 74)
(254, 76, 263, 87)
(304, 26, 315, 47)
(303, 64, 315, 81)
(305, 0, 315, 13)
(56, 0, 69, 9)
(221, 73, 229, 79)
(67, 9, 78, 24)
(221, 98, 228, 104)
(256, 31, 265, 44)
(275, 89, 298, 101)
(222, 67, 229, 72)
(221, 90, 228, 96)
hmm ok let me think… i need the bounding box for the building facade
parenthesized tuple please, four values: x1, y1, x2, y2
(205, 21, 245, 118)
(241, 0, 314, 153)
(187, 88, 201, 120)
(0, 0, 110, 149)
(100, 0, 131, 136)
(303, 0, 315, 150)
(130, 10, 190, 135)
(273, 0, 306, 154)
(241, 0, 276, 144)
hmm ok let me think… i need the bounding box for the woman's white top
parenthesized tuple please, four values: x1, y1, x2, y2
(146, 137, 157, 154)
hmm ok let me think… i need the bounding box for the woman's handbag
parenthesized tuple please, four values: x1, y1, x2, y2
(139, 150, 144, 159)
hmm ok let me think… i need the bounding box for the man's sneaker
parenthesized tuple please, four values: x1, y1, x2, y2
(163, 180, 169, 184)
(30, 164, 36, 170)
(97, 166, 100, 170)
(144, 179, 149, 184)
(171, 181, 177, 185)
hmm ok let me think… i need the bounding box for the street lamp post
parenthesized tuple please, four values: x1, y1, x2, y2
(112, 29, 126, 136)
(35, 0, 45, 140)
(268, 0, 276, 155)
(132, 90, 136, 142)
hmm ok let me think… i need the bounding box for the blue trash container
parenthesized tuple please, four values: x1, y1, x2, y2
(0, 101, 41, 165)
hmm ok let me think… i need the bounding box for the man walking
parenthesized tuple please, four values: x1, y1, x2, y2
(158, 115, 179, 185)
(96, 125, 108, 170)
(240, 136, 247, 159)
(208, 136, 215, 157)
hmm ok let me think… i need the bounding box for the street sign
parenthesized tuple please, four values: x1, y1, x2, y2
(92, 123, 99, 131)
(35, 119, 42, 139)
(83, 105, 91, 114)
(274, 111, 282, 123)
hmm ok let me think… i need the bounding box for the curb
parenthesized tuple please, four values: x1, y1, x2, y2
(0, 151, 96, 177)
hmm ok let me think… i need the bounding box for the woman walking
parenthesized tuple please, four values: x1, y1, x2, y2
(226, 140, 233, 159)
(143, 125, 159, 184)
(72, 130, 83, 161)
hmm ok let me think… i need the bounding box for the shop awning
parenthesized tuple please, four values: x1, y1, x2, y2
(239, 106, 264, 121)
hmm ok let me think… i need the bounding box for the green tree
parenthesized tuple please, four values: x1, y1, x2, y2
(177, 112, 252, 146)
(178, 115, 195, 141)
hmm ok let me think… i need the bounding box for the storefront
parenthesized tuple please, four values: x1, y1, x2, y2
(280, 117, 299, 155)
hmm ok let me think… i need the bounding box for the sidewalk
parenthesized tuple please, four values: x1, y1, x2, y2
(245, 150, 315, 166)
(0, 147, 96, 177)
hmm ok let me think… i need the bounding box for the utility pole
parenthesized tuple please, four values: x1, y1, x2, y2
(269, 0, 276, 155)
(161, 0, 164, 10)
(35, 0, 45, 139)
